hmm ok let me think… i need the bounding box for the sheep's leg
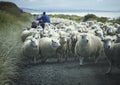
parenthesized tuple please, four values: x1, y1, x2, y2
(57, 54, 61, 62)
(64, 51, 67, 61)
(63, 52, 67, 61)
(33, 56, 36, 64)
(41, 56, 47, 63)
(79, 57, 84, 65)
(65, 50, 69, 60)
(94, 55, 99, 64)
(117, 64, 120, 69)
(106, 59, 112, 74)
(74, 55, 79, 61)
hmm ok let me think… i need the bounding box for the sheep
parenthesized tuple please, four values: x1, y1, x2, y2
(39, 37, 61, 63)
(26, 33, 40, 40)
(21, 29, 33, 42)
(56, 36, 68, 62)
(107, 27, 117, 36)
(75, 33, 103, 65)
(95, 30, 104, 40)
(116, 34, 120, 43)
(68, 33, 78, 59)
(102, 37, 120, 74)
(31, 20, 39, 28)
(22, 37, 39, 64)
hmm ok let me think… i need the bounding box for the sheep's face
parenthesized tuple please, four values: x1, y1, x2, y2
(107, 28, 113, 34)
(33, 33, 40, 39)
(52, 40, 61, 48)
(95, 30, 104, 40)
(31, 38, 39, 48)
(71, 35, 77, 42)
(102, 39, 115, 49)
(95, 30, 103, 36)
(60, 37, 67, 44)
(81, 35, 89, 43)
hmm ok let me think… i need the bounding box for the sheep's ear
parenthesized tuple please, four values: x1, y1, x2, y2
(117, 34, 120, 38)
(52, 40, 54, 43)
(101, 39, 104, 42)
(57, 37, 60, 41)
(95, 30, 97, 33)
(33, 34, 35, 37)
(101, 40, 104, 42)
(31, 39, 34, 42)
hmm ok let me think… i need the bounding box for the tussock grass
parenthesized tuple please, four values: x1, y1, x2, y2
(50, 14, 120, 24)
(0, 21, 32, 85)
(49, 14, 83, 22)
(0, 1, 33, 84)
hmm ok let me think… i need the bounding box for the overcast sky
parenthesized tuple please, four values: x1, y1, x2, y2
(0, 0, 120, 11)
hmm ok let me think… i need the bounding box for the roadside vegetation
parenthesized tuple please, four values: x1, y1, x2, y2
(49, 14, 83, 22)
(50, 14, 120, 24)
(0, 1, 33, 85)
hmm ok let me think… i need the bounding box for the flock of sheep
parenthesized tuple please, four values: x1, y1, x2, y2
(21, 17, 120, 74)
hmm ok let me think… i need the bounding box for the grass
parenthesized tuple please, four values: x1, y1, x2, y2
(0, 20, 33, 85)
(49, 13, 120, 24)
(49, 14, 83, 22)
(0, 1, 33, 85)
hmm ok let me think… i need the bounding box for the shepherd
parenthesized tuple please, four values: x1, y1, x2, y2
(37, 12, 51, 30)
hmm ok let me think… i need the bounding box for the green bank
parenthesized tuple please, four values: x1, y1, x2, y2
(0, 1, 33, 84)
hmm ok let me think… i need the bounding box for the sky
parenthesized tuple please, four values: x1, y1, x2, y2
(0, 0, 120, 11)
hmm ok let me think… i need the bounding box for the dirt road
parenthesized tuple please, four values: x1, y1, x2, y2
(18, 58, 120, 85)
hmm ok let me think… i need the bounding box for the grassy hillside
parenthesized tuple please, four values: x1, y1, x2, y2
(0, 1, 23, 16)
(0, 1, 31, 30)
(0, 1, 33, 85)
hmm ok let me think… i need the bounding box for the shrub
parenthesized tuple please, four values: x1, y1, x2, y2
(83, 14, 97, 22)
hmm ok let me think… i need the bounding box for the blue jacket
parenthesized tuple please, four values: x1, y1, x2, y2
(40, 15, 50, 23)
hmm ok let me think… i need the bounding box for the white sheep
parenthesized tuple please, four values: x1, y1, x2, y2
(39, 37, 61, 63)
(26, 33, 40, 40)
(21, 29, 33, 42)
(22, 37, 39, 64)
(56, 36, 68, 62)
(68, 33, 78, 59)
(102, 37, 120, 74)
(75, 33, 103, 65)
(116, 34, 120, 43)
(107, 27, 117, 36)
(95, 30, 104, 40)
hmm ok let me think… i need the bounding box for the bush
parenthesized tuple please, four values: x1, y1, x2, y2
(83, 14, 97, 22)
(97, 17, 108, 23)
(114, 17, 120, 24)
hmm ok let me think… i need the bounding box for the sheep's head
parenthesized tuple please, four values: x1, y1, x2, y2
(31, 38, 39, 48)
(33, 33, 40, 39)
(95, 30, 104, 40)
(81, 34, 89, 43)
(107, 28, 113, 34)
(71, 34, 77, 43)
(102, 38, 115, 49)
(51, 39, 61, 48)
(59, 36, 67, 45)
